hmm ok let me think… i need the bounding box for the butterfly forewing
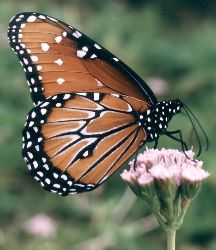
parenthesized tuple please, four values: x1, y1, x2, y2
(22, 93, 147, 195)
(8, 12, 157, 105)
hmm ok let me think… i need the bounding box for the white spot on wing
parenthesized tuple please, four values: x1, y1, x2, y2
(39, 15, 46, 19)
(55, 36, 62, 43)
(41, 42, 50, 52)
(43, 164, 49, 170)
(94, 43, 101, 49)
(54, 58, 63, 65)
(27, 15, 37, 22)
(27, 141, 32, 148)
(53, 173, 58, 179)
(72, 31, 81, 38)
(76, 31, 82, 36)
(77, 92, 87, 96)
(77, 50, 86, 58)
(23, 58, 28, 65)
(53, 184, 60, 188)
(83, 151, 89, 157)
(62, 31, 67, 37)
(61, 174, 67, 180)
(26, 131, 30, 139)
(45, 178, 51, 184)
(28, 66, 32, 72)
(31, 111, 36, 118)
(82, 46, 88, 52)
(94, 93, 100, 101)
(37, 171, 43, 177)
(63, 94, 71, 100)
(95, 79, 103, 87)
(33, 127, 38, 133)
(38, 137, 43, 142)
(57, 78, 65, 85)
(37, 65, 42, 71)
(29, 121, 34, 127)
(33, 161, 38, 168)
(90, 54, 97, 59)
(41, 108, 47, 115)
(27, 152, 33, 159)
(40, 102, 49, 107)
(31, 55, 38, 62)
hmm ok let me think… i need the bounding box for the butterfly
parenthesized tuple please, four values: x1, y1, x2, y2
(8, 12, 208, 196)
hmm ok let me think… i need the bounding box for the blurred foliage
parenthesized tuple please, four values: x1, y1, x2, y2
(0, 0, 216, 249)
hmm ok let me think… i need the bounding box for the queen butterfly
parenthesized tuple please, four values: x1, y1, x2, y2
(8, 12, 208, 196)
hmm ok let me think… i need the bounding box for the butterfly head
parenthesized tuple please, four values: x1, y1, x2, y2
(139, 99, 183, 142)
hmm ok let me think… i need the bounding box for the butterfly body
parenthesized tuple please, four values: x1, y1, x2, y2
(139, 99, 183, 142)
(8, 12, 189, 195)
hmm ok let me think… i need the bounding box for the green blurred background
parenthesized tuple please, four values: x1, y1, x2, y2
(0, 0, 216, 249)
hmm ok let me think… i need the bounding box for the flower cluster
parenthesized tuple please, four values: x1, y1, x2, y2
(121, 148, 209, 231)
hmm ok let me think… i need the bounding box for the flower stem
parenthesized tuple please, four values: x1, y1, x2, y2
(166, 229, 176, 250)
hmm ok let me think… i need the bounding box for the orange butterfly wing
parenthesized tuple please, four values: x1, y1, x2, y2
(22, 93, 147, 195)
(8, 12, 157, 106)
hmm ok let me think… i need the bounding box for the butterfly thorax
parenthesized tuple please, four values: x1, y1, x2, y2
(138, 99, 183, 142)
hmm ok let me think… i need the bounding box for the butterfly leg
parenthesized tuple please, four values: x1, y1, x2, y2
(165, 130, 188, 152)
(153, 139, 158, 149)
(165, 130, 198, 160)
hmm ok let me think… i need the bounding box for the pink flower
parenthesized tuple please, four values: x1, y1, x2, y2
(182, 166, 209, 183)
(137, 172, 154, 186)
(23, 213, 56, 238)
(120, 148, 210, 244)
(121, 148, 209, 187)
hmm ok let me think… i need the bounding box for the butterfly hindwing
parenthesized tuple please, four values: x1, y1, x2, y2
(22, 93, 147, 195)
(8, 12, 157, 106)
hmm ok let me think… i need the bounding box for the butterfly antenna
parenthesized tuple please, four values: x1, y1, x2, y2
(182, 105, 204, 157)
(184, 107, 202, 156)
(183, 104, 209, 152)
